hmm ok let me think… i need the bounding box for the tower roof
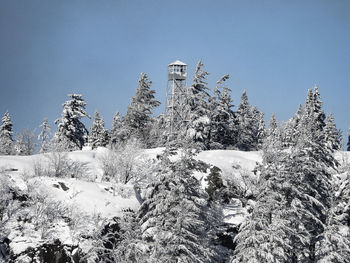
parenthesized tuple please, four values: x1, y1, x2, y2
(168, 60, 187, 66)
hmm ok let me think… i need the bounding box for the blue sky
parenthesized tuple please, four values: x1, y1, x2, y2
(0, 0, 349, 144)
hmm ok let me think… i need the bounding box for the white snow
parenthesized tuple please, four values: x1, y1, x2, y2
(0, 147, 266, 255)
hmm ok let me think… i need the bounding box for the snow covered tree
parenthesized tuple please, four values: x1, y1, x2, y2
(38, 118, 51, 153)
(348, 128, 350, 151)
(0, 110, 13, 155)
(236, 90, 255, 151)
(181, 60, 212, 151)
(285, 103, 336, 262)
(88, 110, 108, 149)
(209, 74, 237, 149)
(312, 85, 326, 131)
(109, 110, 123, 146)
(315, 187, 350, 263)
(232, 152, 292, 263)
(281, 104, 303, 148)
(14, 129, 36, 155)
(137, 150, 219, 262)
(53, 94, 90, 151)
(123, 73, 160, 146)
(148, 114, 167, 148)
(262, 114, 282, 163)
(251, 106, 265, 150)
(324, 113, 341, 151)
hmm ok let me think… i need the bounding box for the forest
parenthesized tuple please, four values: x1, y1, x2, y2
(0, 61, 349, 262)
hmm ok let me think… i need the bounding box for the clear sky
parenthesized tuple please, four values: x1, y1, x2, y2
(0, 0, 349, 144)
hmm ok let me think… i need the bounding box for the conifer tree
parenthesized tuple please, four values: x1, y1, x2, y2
(109, 110, 123, 145)
(38, 118, 51, 153)
(123, 73, 160, 146)
(262, 114, 281, 163)
(252, 106, 265, 150)
(324, 113, 341, 151)
(232, 151, 292, 263)
(0, 110, 13, 155)
(236, 90, 255, 151)
(182, 60, 211, 151)
(312, 85, 326, 131)
(88, 110, 108, 149)
(53, 94, 90, 151)
(210, 74, 236, 149)
(316, 190, 350, 262)
(347, 128, 350, 151)
(137, 149, 219, 262)
(282, 104, 303, 148)
(286, 92, 336, 261)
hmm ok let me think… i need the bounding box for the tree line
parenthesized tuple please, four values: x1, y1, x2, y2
(0, 60, 345, 155)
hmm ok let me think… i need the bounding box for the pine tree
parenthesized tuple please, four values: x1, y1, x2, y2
(88, 110, 108, 149)
(137, 150, 219, 262)
(286, 100, 336, 262)
(182, 60, 212, 151)
(324, 113, 341, 151)
(348, 128, 350, 151)
(252, 106, 265, 150)
(53, 94, 90, 151)
(262, 114, 281, 163)
(109, 110, 123, 145)
(282, 104, 303, 148)
(232, 152, 292, 263)
(123, 73, 160, 146)
(38, 118, 51, 153)
(210, 74, 237, 149)
(315, 189, 350, 262)
(236, 90, 255, 151)
(0, 110, 13, 155)
(312, 85, 326, 131)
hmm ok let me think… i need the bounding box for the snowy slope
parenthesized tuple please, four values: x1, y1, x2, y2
(0, 148, 263, 220)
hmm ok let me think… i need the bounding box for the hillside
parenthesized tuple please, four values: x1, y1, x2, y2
(0, 148, 262, 262)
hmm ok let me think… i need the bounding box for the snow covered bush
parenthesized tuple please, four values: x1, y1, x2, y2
(100, 139, 156, 185)
(14, 129, 37, 156)
(27, 189, 68, 239)
(0, 172, 20, 239)
(44, 151, 88, 178)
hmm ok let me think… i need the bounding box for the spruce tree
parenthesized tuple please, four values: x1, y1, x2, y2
(236, 90, 255, 151)
(123, 73, 160, 146)
(38, 118, 51, 153)
(315, 191, 350, 262)
(286, 92, 336, 261)
(88, 110, 108, 149)
(137, 150, 219, 262)
(0, 110, 13, 155)
(182, 60, 211, 151)
(312, 85, 326, 131)
(348, 128, 350, 151)
(252, 106, 265, 150)
(210, 74, 236, 149)
(109, 110, 123, 145)
(282, 104, 303, 148)
(324, 113, 341, 151)
(53, 94, 90, 151)
(232, 151, 292, 263)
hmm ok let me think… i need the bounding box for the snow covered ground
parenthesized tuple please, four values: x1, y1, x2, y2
(2, 148, 349, 258)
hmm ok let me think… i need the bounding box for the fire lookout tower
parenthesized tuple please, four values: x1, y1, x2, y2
(166, 60, 188, 137)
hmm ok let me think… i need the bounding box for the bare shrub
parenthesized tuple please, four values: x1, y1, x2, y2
(14, 129, 37, 156)
(28, 190, 68, 239)
(41, 151, 89, 179)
